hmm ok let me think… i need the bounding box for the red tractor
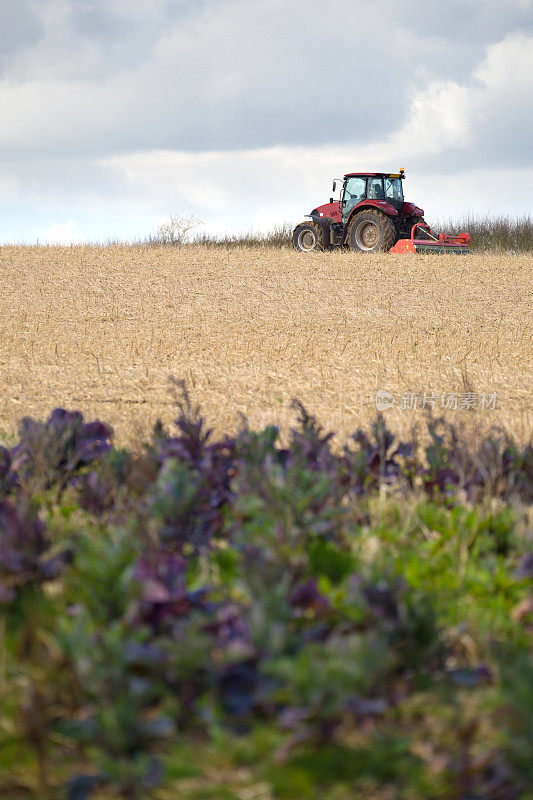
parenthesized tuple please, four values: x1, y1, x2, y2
(292, 168, 467, 254)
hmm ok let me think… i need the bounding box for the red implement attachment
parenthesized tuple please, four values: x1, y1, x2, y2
(389, 224, 471, 254)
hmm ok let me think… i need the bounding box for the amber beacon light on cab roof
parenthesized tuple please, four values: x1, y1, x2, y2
(293, 169, 470, 254)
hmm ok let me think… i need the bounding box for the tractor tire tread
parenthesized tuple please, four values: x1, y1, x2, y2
(292, 221, 327, 252)
(347, 209, 397, 253)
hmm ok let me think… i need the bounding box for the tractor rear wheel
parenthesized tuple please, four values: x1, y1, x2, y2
(406, 215, 426, 236)
(347, 210, 396, 253)
(292, 221, 325, 252)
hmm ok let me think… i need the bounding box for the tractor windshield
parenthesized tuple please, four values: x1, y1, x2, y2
(342, 176, 366, 223)
(384, 177, 403, 210)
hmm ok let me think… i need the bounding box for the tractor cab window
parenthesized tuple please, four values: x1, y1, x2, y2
(342, 176, 366, 223)
(367, 177, 385, 199)
(384, 177, 404, 210)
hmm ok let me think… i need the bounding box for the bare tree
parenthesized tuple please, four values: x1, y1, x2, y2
(155, 213, 202, 245)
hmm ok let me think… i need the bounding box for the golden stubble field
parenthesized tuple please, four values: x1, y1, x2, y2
(1, 245, 532, 446)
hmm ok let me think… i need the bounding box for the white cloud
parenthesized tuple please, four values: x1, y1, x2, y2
(475, 33, 533, 93)
(36, 219, 86, 244)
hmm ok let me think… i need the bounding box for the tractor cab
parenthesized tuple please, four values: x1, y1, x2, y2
(339, 172, 405, 223)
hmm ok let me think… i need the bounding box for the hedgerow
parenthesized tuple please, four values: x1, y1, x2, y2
(170, 216, 533, 251)
(1, 390, 532, 799)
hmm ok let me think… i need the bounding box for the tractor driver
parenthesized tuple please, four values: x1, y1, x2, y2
(385, 177, 403, 205)
(367, 178, 385, 199)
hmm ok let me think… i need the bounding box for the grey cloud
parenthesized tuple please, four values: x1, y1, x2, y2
(0, 0, 530, 159)
(399, 0, 533, 44)
(0, 0, 45, 73)
(67, 0, 202, 69)
(0, 154, 137, 205)
(69, 2, 144, 44)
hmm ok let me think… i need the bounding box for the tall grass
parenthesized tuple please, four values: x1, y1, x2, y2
(154, 215, 531, 251)
(191, 222, 294, 249)
(432, 214, 533, 252)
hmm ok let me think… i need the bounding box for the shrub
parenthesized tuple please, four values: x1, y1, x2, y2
(0, 401, 532, 798)
(150, 214, 203, 246)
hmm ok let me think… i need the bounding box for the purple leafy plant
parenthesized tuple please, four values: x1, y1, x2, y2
(0, 446, 17, 498)
(10, 408, 112, 492)
(344, 414, 414, 495)
(0, 499, 70, 602)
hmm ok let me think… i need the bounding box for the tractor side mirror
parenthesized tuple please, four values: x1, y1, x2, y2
(332, 180, 337, 192)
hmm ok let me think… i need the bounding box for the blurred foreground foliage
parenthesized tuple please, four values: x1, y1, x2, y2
(1, 391, 533, 799)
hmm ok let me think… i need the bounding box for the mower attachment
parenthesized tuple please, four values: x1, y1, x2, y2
(389, 224, 470, 254)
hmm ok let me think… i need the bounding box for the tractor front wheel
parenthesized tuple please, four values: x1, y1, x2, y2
(347, 210, 396, 253)
(292, 222, 325, 252)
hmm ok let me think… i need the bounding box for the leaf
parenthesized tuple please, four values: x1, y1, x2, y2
(66, 774, 105, 800)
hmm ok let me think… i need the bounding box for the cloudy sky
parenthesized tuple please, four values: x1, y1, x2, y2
(0, 0, 532, 243)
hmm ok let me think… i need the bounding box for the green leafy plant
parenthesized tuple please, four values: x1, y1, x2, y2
(0, 401, 532, 798)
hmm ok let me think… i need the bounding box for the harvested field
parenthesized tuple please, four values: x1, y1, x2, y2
(0, 245, 531, 445)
